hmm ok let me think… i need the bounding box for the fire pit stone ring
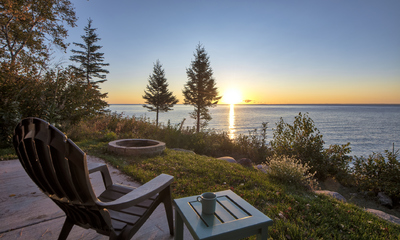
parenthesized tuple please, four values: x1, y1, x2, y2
(108, 139, 166, 156)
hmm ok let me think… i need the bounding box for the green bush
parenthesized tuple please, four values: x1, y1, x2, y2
(323, 143, 354, 185)
(261, 155, 318, 190)
(270, 112, 327, 179)
(269, 112, 355, 181)
(0, 66, 109, 147)
(235, 122, 271, 163)
(102, 131, 118, 141)
(353, 150, 400, 199)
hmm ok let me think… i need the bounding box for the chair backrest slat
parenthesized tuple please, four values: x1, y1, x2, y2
(48, 127, 82, 202)
(31, 119, 68, 198)
(14, 119, 55, 195)
(66, 139, 97, 204)
(24, 138, 57, 195)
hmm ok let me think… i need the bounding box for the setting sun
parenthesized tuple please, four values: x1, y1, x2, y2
(222, 89, 242, 104)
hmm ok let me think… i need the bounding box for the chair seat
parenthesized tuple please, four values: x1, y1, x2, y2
(98, 184, 159, 232)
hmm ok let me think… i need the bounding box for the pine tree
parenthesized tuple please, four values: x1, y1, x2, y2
(69, 18, 109, 86)
(143, 60, 178, 126)
(183, 43, 221, 132)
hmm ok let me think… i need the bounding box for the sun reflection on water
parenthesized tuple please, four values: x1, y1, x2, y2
(228, 104, 235, 139)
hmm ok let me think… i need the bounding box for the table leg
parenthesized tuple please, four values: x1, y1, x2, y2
(174, 209, 184, 240)
(257, 226, 269, 240)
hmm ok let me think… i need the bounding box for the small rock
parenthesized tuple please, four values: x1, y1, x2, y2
(278, 211, 287, 220)
(256, 164, 268, 173)
(315, 190, 347, 202)
(377, 192, 393, 208)
(237, 158, 253, 167)
(217, 156, 237, 163)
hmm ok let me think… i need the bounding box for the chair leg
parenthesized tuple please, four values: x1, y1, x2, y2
(162, 186, 174, 236)
(58, 217, 74, 240)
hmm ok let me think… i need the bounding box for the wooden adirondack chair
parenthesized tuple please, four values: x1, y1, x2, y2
(13, 117, 174, 240)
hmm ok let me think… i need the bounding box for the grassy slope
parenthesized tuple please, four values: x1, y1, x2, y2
(80, 141, 400, 240)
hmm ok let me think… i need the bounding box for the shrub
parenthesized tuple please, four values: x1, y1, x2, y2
(352, 150, 400, 199)
(261, 155, 318, 190)
(102, 131, 117, 141)
(323, 142, 353, 185)
(270, 112, 327, 179)
(235, 122, 271, 164)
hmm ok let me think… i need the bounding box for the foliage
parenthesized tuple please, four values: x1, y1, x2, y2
(352, 150, 400, 199)
(0, 66, 108, 146)
(270, 112, 329, 180)
(142, 60, 178, 126)
(69, 18, 109, 85)
(42, 67, 108, 125)
(81, 144, 400, 240)
(0, 0, 77, 71)
(235, 122, 271, 163)
(0, 147, 16, 160)
(62, 113, 270, 162)
(323, 142, 353, 184)
(0, 68, 41, 145)
(262, 155, 318, 190)
(183, 43, 221, 132)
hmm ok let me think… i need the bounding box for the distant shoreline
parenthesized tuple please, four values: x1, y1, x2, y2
(109, 103, 400, 106)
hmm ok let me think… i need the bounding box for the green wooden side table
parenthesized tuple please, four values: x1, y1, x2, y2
(174, 190, 273, 240)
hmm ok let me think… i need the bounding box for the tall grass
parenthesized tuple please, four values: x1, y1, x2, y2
(63, 112, 272, 163)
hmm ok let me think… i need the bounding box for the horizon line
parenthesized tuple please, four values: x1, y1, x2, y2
(108, 103, 400, 105)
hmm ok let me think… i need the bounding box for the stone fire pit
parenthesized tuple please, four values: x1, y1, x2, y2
(108, 139, 166, 156)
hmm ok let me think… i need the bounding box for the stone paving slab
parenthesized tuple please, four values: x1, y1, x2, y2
(0, 157, 194, 240)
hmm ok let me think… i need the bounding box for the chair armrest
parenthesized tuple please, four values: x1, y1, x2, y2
(96, 174, 174, 210)
(88, 162, 113, 188)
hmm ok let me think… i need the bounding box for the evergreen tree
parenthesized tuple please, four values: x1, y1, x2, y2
(183, 43, 221, 132)
(69, 18, 109, 86)
(143, 60, 178, 126)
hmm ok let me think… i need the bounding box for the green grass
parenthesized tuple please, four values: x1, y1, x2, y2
(81, 140, 400, 240)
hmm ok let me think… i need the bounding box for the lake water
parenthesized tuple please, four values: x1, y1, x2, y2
(108, 104, 400, 157)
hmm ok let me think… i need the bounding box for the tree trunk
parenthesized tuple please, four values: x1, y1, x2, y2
(196, 108, 200, 133)
(156, 107, 159, 127)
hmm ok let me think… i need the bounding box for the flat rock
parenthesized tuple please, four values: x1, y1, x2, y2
(217, 156, 237, 163)
(315, 190, 347, 202)
(366, 209, 400, 225)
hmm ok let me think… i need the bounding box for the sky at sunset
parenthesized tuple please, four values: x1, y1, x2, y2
(57, 0, 400, 104)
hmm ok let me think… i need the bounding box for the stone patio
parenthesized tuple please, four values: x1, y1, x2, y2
(0, 156, 194, 239)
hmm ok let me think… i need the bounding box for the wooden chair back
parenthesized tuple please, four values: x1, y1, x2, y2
(13, 117, 113, 233)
